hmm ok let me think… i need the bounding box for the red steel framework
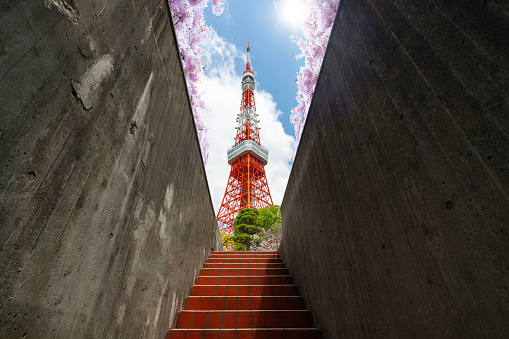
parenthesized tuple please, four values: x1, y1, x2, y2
(216, 43, 273, 235)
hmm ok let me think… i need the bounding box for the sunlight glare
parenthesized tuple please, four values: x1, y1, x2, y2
(280, 0, 306, 26)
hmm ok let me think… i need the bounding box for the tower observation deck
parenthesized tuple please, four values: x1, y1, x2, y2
(216, 43, 273, 235)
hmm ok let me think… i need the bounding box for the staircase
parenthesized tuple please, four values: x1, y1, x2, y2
(167, 251, 321, 338)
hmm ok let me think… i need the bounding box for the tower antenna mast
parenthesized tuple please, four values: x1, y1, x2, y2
(216, 43, 273, 235)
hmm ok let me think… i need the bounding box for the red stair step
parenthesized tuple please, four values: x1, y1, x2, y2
(209, 253, 279, 258)
(175, 310, 313, 329)
(168, 251, 322, 338)
(206, 257, 282, 264)
(211, 251, 277, 255)
(183, 296, 305, 310)
(200, 268, 289, 276)
(203, 263, 285, 269)
(167, 328, 322, 339)
(191, 285, 298, 297)
(196, 275, 292, 285)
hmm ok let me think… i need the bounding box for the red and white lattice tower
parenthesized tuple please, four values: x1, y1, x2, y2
(216, 43, 273, 235)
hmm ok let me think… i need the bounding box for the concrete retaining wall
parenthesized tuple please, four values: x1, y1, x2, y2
(280, 0, 509, 337)
(0, 0, 220, 337)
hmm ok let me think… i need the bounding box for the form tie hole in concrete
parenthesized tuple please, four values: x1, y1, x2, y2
(446, 200, 454, 210)
(27, 171, 36, 180)
(130, 121, 137, 139)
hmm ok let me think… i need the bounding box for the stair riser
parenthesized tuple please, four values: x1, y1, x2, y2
(167, 329, 322, 339)
(176, 311, 312, 329)
(196, 276, 292, 285)
(209, 254, 279, 259)
(200, 268, 289, 276)
(211, 251, 277, 255)
(191, 285, 298, 297)
(184, 296, 305, 310)
(207, 258, 282, 264)
(203, 263, 285, 269)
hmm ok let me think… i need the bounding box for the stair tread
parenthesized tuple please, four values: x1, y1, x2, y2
(188, 295, 302, 298)
(196, 276, 293, 285)
(169, 328, 320, 330)
(206, 262, 281, 265)
(176, 309, 313, 328)
(207, 258, 281, 260)
(198, 275, 291, 277)
(200, 268, 289, 275)
(208, 255, 278, 257)
(202, 266, 284, 267)
(167, 329, 322, 339)
(194, 284, 295, 286)
(179, 310, 310, 313)
(211, 251, 278, 254)
(202, 267, 288, 275)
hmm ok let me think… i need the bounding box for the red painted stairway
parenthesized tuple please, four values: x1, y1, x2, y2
(167, 251, 322, 338)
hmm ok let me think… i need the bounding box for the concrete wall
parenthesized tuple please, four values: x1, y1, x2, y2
(0, 0, 220, 337)
(280, 0, 509, 337)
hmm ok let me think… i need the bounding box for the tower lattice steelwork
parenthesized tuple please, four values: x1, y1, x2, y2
(216, 43, 273, 235)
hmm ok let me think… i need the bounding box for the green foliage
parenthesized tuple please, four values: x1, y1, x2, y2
(257, 205, 281, 231)
(230, 208, 261, 251)
(252, 205, 282, 251)
(224, 206, 281, 251)
(233, 208, 261, 234)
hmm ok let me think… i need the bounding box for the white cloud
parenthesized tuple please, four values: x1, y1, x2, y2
(200, 30, 295, 213)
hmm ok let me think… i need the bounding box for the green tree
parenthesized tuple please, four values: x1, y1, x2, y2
(223, 208, 261, 251)
(252, 205, 282, 251)
(257, 205, 281, 231)
(223, 206, 282, 251)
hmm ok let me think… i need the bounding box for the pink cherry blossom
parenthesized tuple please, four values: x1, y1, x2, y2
(290, 0, 340, 153)
(169, 0, 223, 164)
(212, 0, 224, 15)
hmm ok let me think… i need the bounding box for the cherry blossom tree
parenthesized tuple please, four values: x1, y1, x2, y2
(168, 0, 224, 163)
(290, 0, 340, 151)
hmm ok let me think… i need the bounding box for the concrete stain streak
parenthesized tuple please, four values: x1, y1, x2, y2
(151, 280, 168, 337)
(71, 54, 114, 110)
(168, 292, 177, 328)
(132, 72, 154, 125)
(149, 14, 171, 87)
(164, 185, 174, 211)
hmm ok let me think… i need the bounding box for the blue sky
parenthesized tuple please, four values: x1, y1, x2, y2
(204, 0, 303, 137)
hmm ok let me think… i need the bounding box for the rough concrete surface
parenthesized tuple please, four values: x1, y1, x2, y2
(280, 0, 509, 338)
(0, 0, 220, 337)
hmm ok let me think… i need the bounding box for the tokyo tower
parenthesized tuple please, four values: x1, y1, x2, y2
(216, 43, 273, 235)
